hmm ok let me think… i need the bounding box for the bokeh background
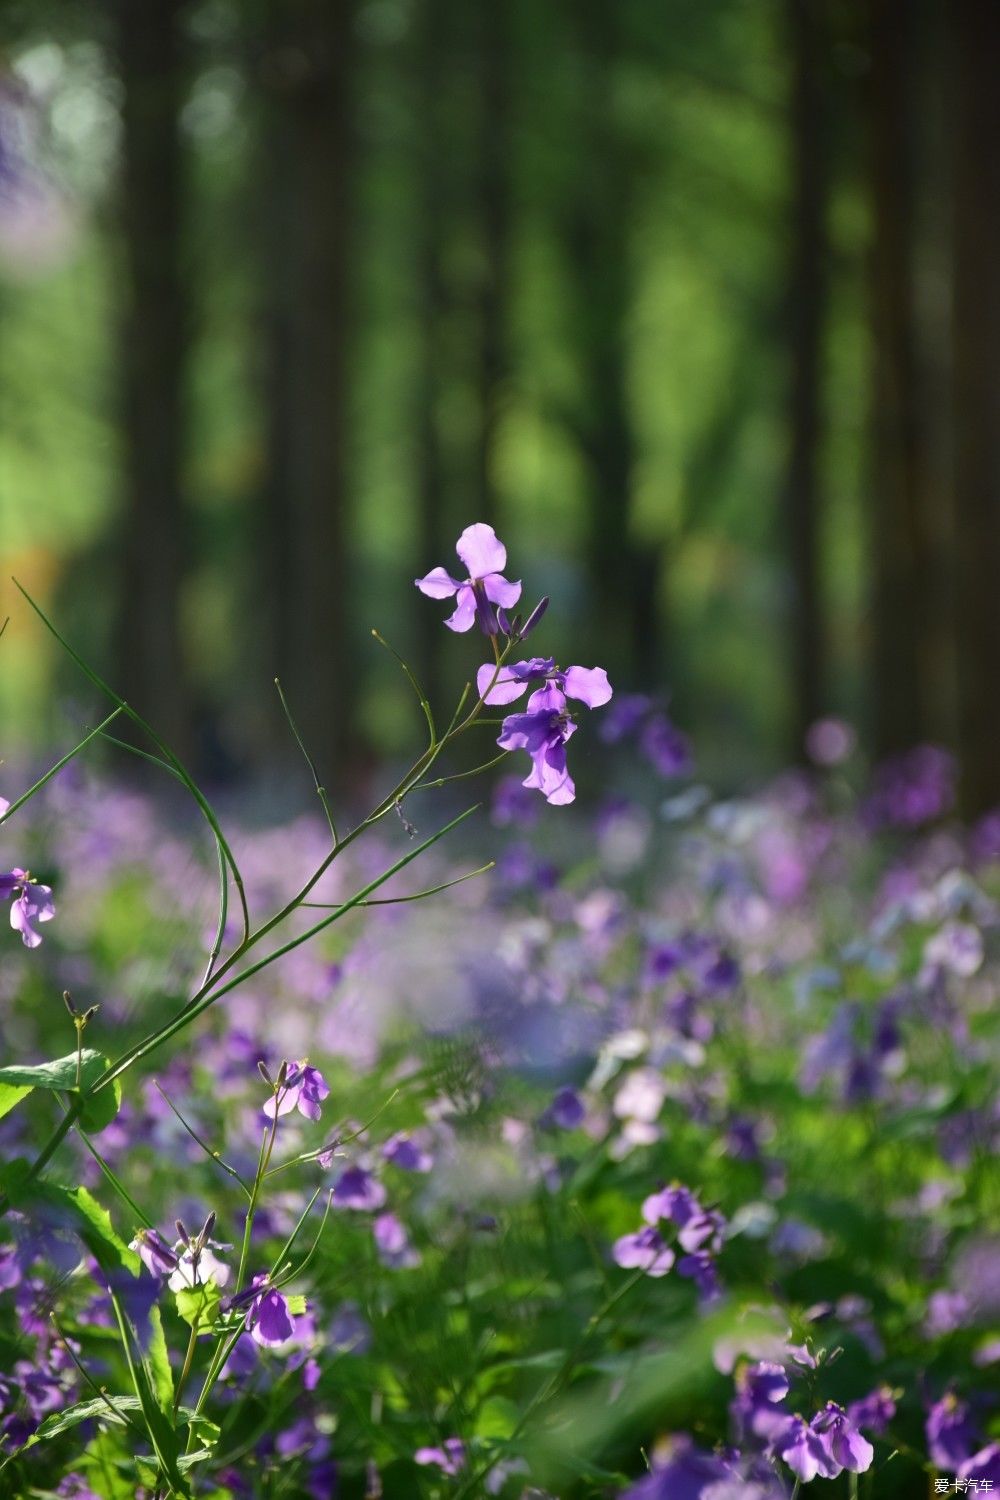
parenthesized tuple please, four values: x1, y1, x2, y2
(2, 0, 998, 810)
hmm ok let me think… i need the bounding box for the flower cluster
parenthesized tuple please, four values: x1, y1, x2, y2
(613, 1184, 725, 1301)
(416, 524, 614, 803)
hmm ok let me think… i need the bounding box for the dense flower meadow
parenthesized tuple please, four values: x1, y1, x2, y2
(0, 528, 998, 1499)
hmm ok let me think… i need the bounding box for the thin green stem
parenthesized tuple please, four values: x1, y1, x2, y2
(274, 677, 339, 844)
(0, 708, 124, 827)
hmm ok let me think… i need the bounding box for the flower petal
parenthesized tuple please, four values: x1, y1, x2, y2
(482, 573, 522, 608)
(563, 665, 613, 708)
(444, 586, 477, 632)
(477, 664, 530, 705)
(415, 567, 461, 599)
(455, 523, 507, 579)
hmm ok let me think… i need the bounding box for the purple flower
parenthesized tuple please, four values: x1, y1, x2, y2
(640, 713, 693, 778)
(129, 1227, 179, 1279)
(732, 1361, 792, 1445)
(959, 1444, 1000, 1488)
(846, 1386, 896, 1437)
(415, 1438, 466, 1475)
(542, 1086, 586, 1130)
(926, 1394, 981, 1470)
(612, 1226, 675, 1277)
(620, 1437, 730, 1500)
(497, 683, 578, 805)
(166, 1223, 231, 1292)
(373, 1211, 421, 1269)
(642, 1184, 703, 1228)
(415, 523, 521, 634)
(810, 1403, 874, 1474)
(678, 1251, 721, 1303)
(477, 658, 612, 710)
(487, 662, 611, 805)
(331, 1165, 387, 1211)
(0, 869, 54, 947)
(243, 1274, 297, 1348)
(773, 1415, 839, 1482)
(263, 1061, 330, 1122)
(382, 1132, 433, 1173)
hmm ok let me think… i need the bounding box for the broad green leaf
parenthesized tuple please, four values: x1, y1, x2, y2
(0, 1047, 108, 1092)
(15, 1394, 142, 1449)
(0, 1050, 121, 1134)
(0, 1082, 31, 1121)
(174, 1282, 222, 1331)
(75, 1078, 122, 1134)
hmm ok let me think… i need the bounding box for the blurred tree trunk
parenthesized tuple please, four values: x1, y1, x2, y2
(867, 0, 929, 759)
(473, 0, 510, 530)
(568, 0, 656, 684)
(952, 0, 1000, 816)
(784, 0, 827, 760)
(113, 0, 191, 758)
(414, 0, 448, 707)
(259, 0, 356, 774)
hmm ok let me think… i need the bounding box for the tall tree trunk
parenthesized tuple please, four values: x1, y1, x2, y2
(259, 0, 356, 774)
(867, 0, 927, 759)
(113, 0, 190, 757)
(568, 0, 653, 684)
(414, 0, 449, 708)
(784, 0, 827, 759)
(952, 0, 1000, 816)
(473, 0, 509, 530)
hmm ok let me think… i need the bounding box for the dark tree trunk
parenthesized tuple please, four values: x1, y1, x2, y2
(568, 0, 654, 684)
(867, 0, 928, 759)
(473, 0, 510, 530)
(113, 0, 190, 757)
(258, 0, 356, 774)
(784, 0, 828, 759)
(414, 0, 449, 708)
(952, 0, 1000, 816)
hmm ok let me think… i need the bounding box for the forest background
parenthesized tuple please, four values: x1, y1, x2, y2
(2, 0, 999, 814)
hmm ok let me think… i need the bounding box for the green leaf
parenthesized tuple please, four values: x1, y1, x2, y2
(0, 1047, 108, 1092)
(75, 1078, 123, 1134)
(174, 1282, 222, 1330)
(15, 1394, 142, 1449)
(0, 1082, 31, 1121)
(0, 1051, 121, 1134)
(146, 1304, 174, 1415)
(284, 1293, 308, 1316)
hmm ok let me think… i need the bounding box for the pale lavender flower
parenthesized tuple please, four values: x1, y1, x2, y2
(129, 1228, 179, 1279)
(373, 1212, 421, 1269)
(263, 1061, 330, 1122)
(810, 1402, 874, 1474)
(415, 523, 521, 634)
(0, 869, 54, 948)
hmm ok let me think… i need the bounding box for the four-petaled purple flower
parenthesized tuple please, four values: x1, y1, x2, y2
(243, 1273, 297, 1348)
(264, 1061, 330, 1122)
(0, 868, 54, 948)
(415, 523, 521, 634)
